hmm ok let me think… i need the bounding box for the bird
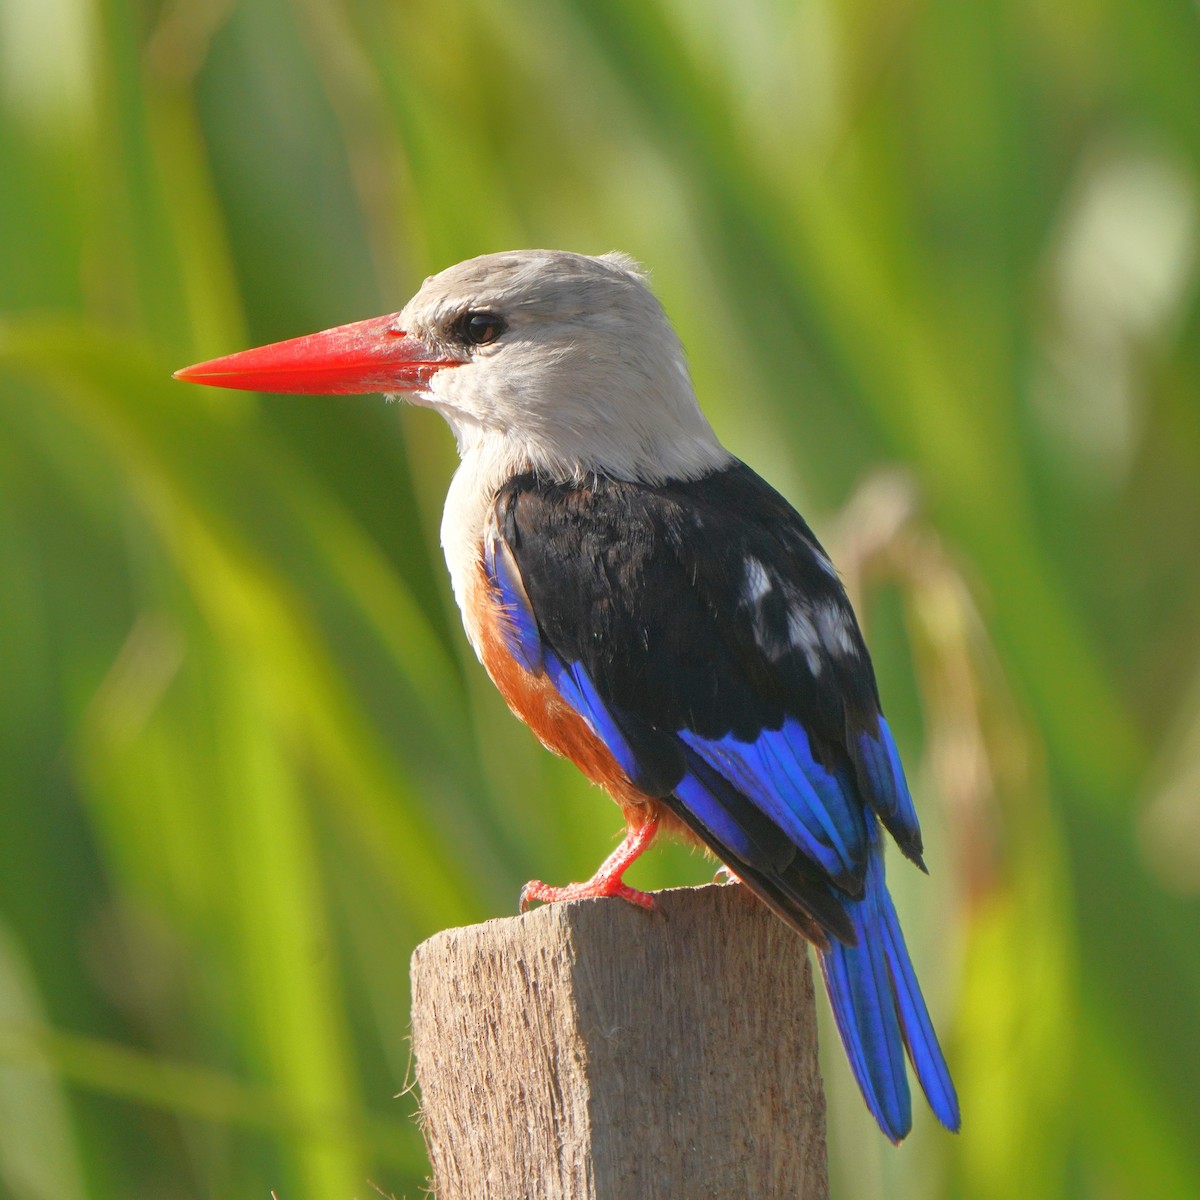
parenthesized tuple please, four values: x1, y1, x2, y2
(175, 249, 960, 1142)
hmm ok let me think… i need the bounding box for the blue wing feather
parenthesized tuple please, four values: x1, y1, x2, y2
(483, 533, 543, 673)
(542, 650, 643, 784)
(678, 720, 865, 887)
(855, 718, 924, 866)
(671, 767, 764, 865)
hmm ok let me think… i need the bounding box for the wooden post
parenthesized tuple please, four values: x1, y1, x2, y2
(410, 883, 829, 1199)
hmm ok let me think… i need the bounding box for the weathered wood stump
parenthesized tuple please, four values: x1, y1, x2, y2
(410, 882, 828, 1199)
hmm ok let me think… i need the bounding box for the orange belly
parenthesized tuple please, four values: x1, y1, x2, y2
(468, 560, 674, 833)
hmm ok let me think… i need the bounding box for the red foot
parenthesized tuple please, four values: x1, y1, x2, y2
(713, 863, 745, 885)
(520, 819, 659, 912)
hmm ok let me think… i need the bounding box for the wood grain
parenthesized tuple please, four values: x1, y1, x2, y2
(410, 883, 829, 1199)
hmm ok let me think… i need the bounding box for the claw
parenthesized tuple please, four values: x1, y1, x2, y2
(521, 876, 656, 910)
(713, 863, 745, 885)
(518, 819, 659, 914)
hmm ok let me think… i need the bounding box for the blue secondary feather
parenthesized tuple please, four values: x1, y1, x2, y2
(856, 718, 921, 851)
(484, 534, 543, 673)
(672, 765, 762, 864)
(678, 720, 865, 885)
(541, 650, 647, 786)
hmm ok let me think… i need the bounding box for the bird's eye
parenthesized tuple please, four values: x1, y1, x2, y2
(454, 310, 506, 347)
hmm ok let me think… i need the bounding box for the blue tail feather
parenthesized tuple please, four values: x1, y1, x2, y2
(819, 832, 959, 1141)
(878, 885, 962, 1131)
(819, 908, 912, 1141)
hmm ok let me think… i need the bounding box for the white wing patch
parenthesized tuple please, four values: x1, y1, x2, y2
(817, 600, 858, 658)
(786, 607, 823, 675)
(742, 557, 856, 674)
(742, 556, 773, 606)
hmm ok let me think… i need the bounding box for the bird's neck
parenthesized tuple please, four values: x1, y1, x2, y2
(447, 410, 731, 487)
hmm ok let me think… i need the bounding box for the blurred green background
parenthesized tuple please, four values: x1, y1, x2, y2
(2, 0, 1199, 1196)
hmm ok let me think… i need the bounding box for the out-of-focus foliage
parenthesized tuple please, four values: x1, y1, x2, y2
(1, 0, 1198, 1194)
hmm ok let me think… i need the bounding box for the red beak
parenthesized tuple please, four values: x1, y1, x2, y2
(173, 314, 461, 394)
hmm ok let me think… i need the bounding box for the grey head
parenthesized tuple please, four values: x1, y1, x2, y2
(398, 249, 729, 484)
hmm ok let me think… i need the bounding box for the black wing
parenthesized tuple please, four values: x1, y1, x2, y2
(488, 461, 924, 947)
